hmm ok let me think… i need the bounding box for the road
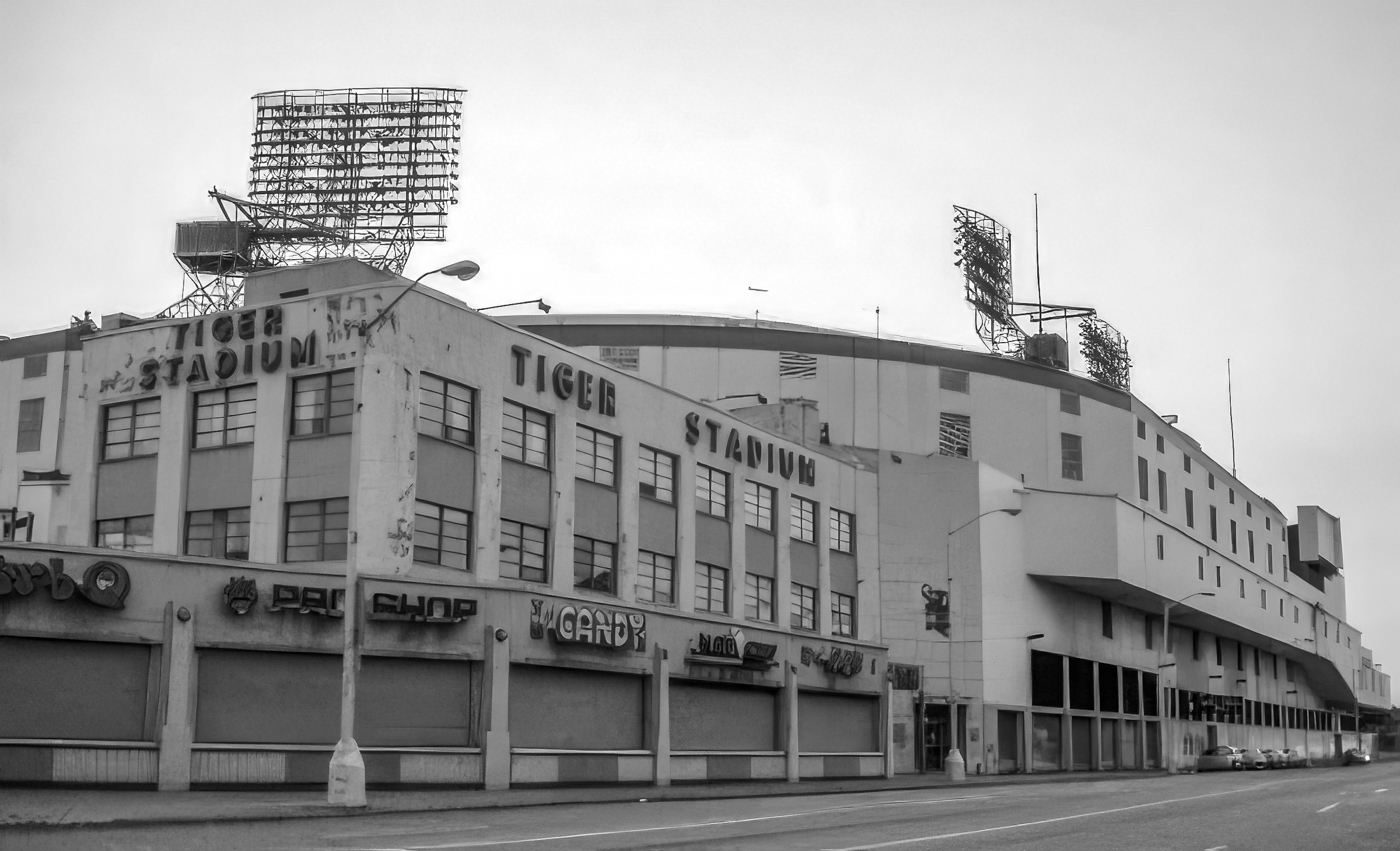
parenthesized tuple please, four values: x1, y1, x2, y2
(5, 763, 1398, 851)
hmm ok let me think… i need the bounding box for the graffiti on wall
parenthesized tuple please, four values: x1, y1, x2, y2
(268, 583, 345, 618)
(921, 583, 950, 636)
(800, 645, 865, 677)
(888, 662, 923, 690)
(686, 627, 779, 669)
(369, 592, 476, 624)
(0, 556, 130, 609)
(530, 599, 646, 651)
(222, 576, 259, 614)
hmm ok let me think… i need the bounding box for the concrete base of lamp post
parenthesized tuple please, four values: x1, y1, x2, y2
(945, 747, 966, 782)
(328, 738, 367, 807)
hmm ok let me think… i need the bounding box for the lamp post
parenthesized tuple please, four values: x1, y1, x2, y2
(364, 259, 481, 339)
(1159, 591, 1214, 772)
(478, 298, 551, 313)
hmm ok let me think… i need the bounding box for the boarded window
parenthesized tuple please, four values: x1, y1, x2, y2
(779, 351, 817, 379)
(0, 637, 151, 741)
(938, 413, 971, 458)
(509, 665, 644, 750)
(939, 368, 970, 393)
(670, 681, 777, 750)
(797, 692, 878, 752)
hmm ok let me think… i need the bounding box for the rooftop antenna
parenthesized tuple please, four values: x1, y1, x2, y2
(1034, 194, 1043, 334)
(1228, 359, 1237, 476)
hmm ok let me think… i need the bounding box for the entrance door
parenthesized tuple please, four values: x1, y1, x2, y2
(923, 704, 951, 772)
(1100, 719, 1118, 769)
(997, 710, 1020, 773)
(1071, 717, 1093, 770)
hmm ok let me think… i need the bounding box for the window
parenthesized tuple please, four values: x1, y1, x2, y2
(285, 498, 349, 561)
(1192, 629, 1200, 661)
(186, 507, 250, 560)
(1185, 489, 1194, 527)
(744, 481, 776, 530)
(1060, 391, 1080, 415)
(695, 562, 729, 614)
(1246, 502, 1252, 517)
(1239, 578, 1246, 598)
(502, 401, 550, 468)
(639, 446, 675, 503)
(1158, 470, 1167, 512)
(575, 425, 617, 487)
(1267, 543, 1273, 573)
(1230, 520, 1237, 553)
(291, 370, 354, 436)
(413, 500, 471, 569)
(22, 354, 47, 379)
(573, 536, 615, 593)
(1156, 535, 1164, 560)
(1215, 565, 1222, 587)
(1295, 606, 1299, 623)
(1198, 556, 1204, 580)
(790, 496, 816, 542)
(1237, 642, 1245, 671)
(96, 515, 154, 552)
(1228, 488, 1235, 504)
(829, 509, 854, 553)
(695, 465, 728, 518)
(1183, 454, 1192, 473)
(1101, 600, 1113, 638)
(1061, 433, 1083, 481)
(194, 385, 257, 448)
(103, 398, 160, 460)
(791, 582, 817, 630)
(636, 551, 674, 605)
(500, 520, 548, 583)
(419, 374, 475, 446)
(939, 368, 969, 393)
(1137, 419, 1146, 439)
(1156, 434, 1165, 453)
(17, 398, 43, 453)
(1145, 616, 1155, 650)
(1208, 472, 1215, 489)
(1247, 530, 1255, 562)
(1260, 589, 1267, 609)
(1209, 506, 1218, 541)
(937, 413, 971, 458)
(1280, 599, 1284, 617)
(1215, 636, 1223, 666)
(1137, 457, 1149, 500)
(832, 592, 854, 637)
(744, 574, 774, 622)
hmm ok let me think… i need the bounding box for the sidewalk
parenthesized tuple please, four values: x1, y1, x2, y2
(1, 770, 1169, 829)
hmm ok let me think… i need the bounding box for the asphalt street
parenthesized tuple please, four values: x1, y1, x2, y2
(5, 763, 1397, 851)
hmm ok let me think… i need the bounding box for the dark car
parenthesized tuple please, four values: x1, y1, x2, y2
(1196, 746, 1244, 771)
(1343, 748, 1372, 766)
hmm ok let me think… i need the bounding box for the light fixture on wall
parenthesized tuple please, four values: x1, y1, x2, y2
(478, 299, 550, 314)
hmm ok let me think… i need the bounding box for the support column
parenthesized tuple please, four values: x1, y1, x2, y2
(158, 603, 195, 791)
(882, 679, 895, 778)
(651, 645, 671, 786)
(482, 625, 512, 790)
(784, 664, 800, 782)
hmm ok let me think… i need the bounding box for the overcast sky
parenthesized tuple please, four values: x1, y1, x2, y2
(3, 0, 1397, 680)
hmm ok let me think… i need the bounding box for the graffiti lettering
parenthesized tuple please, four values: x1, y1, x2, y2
(888, 663, 922, 690)
(683, 412, 817, 486)
(267, 583, 344, 618)
(368, 592, 476, 624)
(800, 644, 865, 677)
(530, 599, 646, 651)
(222, 576, 258, 615)
(0, 556, 129, 609)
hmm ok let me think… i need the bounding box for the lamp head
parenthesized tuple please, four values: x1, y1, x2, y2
(537, 300, 552, 314)
(441, 260, 481, 281)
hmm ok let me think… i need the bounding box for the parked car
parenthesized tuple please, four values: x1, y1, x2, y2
(1259, 748, 1285, 769)
(1197, 746, 1245, 771)
(1343, 748, 1372, 766)
(1239, 748, 1270, 770)
(1273, 748, 1307, 768)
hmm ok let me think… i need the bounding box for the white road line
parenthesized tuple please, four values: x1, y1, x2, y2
(1318, 803, 1339, 813)
(1204, 846, 1228, 851)
(823, 785, 1270, 851)
(1375, 789, 1388, 793)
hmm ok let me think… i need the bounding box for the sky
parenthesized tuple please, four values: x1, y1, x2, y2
(3, 1, 1397, 683)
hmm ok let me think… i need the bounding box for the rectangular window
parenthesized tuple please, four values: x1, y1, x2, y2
(102, 398, 161, 460)
(500, 519, 548, 583)
(418, 374, 475, 446)
(1230, 520, 1238, 553)
(285, 498, 349, 561)
(185, 507, 250, 560)
(1267, 543, 1273, 573)
(1192, 630, 1200, 661)
(1101, 600, 1113, 639)
(744, 481, 776, 531)
(1215, 636, 1223, 667)
(1215, 565, 1222, 587)
(1229, 488, 1235, 504)
(744, 574, 774, 622)
(939, 368, 969, 393)
(938, 413, 971, 458)
(638, 446, 675, 503)
(572, 536, 615, 593)
(1247, 530, 1255, 562)
(636, 551, 675, 605)
(1156, 434, 1165, 453)
(1183, 454, 1192, 473)
(790, 583, 817, 630)
(96, 515, 154, 552)
(502, 401, 550, 468)
(695, 464, 729, 518)
(1061, 433, 1083, 481)
(832, 591, 855, 637)
(1239, 577, 1246, 598)
(1145, 615, 1155, 650)
(829, 509, 854, 553)
(790, 496, 817, 542)
(291, 370, 354, 436)
(1246, 502, 1252, 517)
(1260, 589, 1267, 609)
(1237, 642, 1245, 671)
(1138, 457, 1149, 500)
(1208, 472, 1215, 489)
(22, 353, 47, 379)
(16, 398, 43, 453)
(1198, 556, 1204, 580)
(1060, 391, 1080, 415)
(575, 425, 617, 487)
(1158, 469, 1167, 511)
(413, 500, 471, 570)
(194, 385, 257, 448)
(1137, 419, 1146, 439)
(695, 562, 729, 614)
(1209, 506, 1218, 541)
(1185, 489, 1194, 527)
(1156, 535, 1164, 560)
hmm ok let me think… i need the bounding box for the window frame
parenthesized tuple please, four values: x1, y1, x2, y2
(743, 480, 776, 531)
(572, 535, 616, 594)
(1059, 391, 1080, 415)
(832, 591, 855, 637)
(575, 424, 618, 488)
(413, 499, 472, 570)
(284, 497, 350, 562)
(938, 412, 971, 458)
(939, 368, 970, 393)
(418, 373, 476, 447)
(193, 384, 257, 449)
(636, 550, 675, 605)
(1061, 433, 1083, 481)
(638, 445, 676, 504)
(695, 464, 729, 519)
(790, 496, 817, 542)
(695, 562, 729, 614)
(185, 507, 251, 560)
(502, 400, 551, 469)
(290, 369, 354, 438)
(829, 508, 854, 553)
(16, 397, 44, 453)
(791, 582, 817, 631)
(102, 397, 161, 461)
(96, 515, 154, 552)
(500, 519, 549, 583)
(744, 573, 774, 623)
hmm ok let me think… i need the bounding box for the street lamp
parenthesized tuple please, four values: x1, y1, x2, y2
(364, 259, 481, 339)
(478, 299, 551, 314)
(1158, 591, 1214, 772)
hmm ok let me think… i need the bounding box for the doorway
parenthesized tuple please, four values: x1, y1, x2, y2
(922, 703, 951, 772)
(997, 710, 1021, 773)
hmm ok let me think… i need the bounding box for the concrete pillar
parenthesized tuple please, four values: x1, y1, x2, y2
(1023, 708, 1034, 774)
(650, 645, 671, 786)
(157, 603, 195, 791)
(482, 625, 511, 790)
(784, 664, 800, 782)
(882, 680, 895, 778)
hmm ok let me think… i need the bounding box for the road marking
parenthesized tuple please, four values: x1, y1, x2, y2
(1318, 803, 1339, 813)
(1376, 789, 1388, 793)
(823, 785, 1270, 851)
(1204, 846, 1228, 851)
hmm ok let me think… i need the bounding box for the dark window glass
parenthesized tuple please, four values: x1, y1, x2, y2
(418, 374, 475, 446)
(17, 398, 43, 453)
(291, 371, 354, 436)
(1099, 663, 1119, 712)
(1068, 657, 1095, 710)
(1122, 668, 1140, 715)
(1031, 650, 1064, 708)
(186, 507, 250, 560)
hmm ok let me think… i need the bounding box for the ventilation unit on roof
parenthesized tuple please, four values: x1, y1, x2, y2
(1024, 333, 1068, 370)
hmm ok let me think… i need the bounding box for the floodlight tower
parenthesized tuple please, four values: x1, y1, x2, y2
(163, 87, 466, 318)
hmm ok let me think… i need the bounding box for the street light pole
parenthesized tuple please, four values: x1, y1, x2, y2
(1160, 591, 1214, 772)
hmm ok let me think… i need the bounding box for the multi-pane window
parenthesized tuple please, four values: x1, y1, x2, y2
(1061, 433, 1083, 481)
(636, 551, 674, 605)
(832, 592, 855, 637)
(22, 354, 47, 379)
(745, 574, 774, 622)
(573, 536, 615, 593)
(791, 582, 816, 630)
(419, 374, 475, 446)
(744, 481, 775, 531)
(96, 515, 154, 552)
(939, 368, 969, 393)
(790, 496, 816, 542)
(291, 371, 354, 436)
(639, 446, 675, 503)
(695, 562, 729, 614)
(830, 509, 854, 553)
(103, 398, 160, 460)
(502, 401, 550, 468)
(194, 385, 257, 448)
(938, 413, 971, 458)
(500, 519, 548, 583)
(413, 500, 471, 569)
(285, 498, 350, 561)
(186, 507, 250, 560)
(575, 425, 617, 487)
(696, 465, 728, 518)
(17, 398, 43, 453)
(1060, 391, 1080, 415)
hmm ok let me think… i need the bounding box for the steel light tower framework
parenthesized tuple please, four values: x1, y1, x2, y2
(953, 205, 1026, 356)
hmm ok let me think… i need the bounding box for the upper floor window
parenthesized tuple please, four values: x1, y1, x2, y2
(638, 446, 675, 503)
(938, 413, 971, 458)
(1185, 489, 1195, 527)
(413, 500, 471, 570)
(1060, 391, 1080, 415)
(103, 398, 160, 460)
(791, 582, 816, 630)
(186, 507, 250, 560)
(1208, 472, 1215, 489)
(1136, 419, 1146, 439)
(696, 464, 728, 518)
(939, 368, 969, 393)
(285, 498, 349, 561)
(1183, 454, 1192, 473)
(695, 562, 729, 614)
(791, 496, 817, 542)
(291, 370, 353, 437)
(575, 425, 617, 487)
(1137, 456, 1149, 499)
(572, 535, 615, 594)
(1156, 434, 1165, 453)
(636, 551, 675, 605)
(194, 385, 256, 448)
(744, 481, 775, 531)
(1246, 502, 1253, 517)
(744, 574, 774, 622)
(830, 509, 854, 553)
(419, 374, 475, 446)
(502, 401, 550, 468)
(17, 398, 43, 453)
(97, 515, 153, 552)
(832, 591, 855, 637)
(500, 519, 548, 583)
(22, 354, 47, 379)
(1061, 433, 1083, 481)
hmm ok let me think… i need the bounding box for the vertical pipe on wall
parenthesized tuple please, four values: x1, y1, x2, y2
(784, 664, 800, 782)
(651, 645, 670, 786)
(482, 626, 512, 790)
